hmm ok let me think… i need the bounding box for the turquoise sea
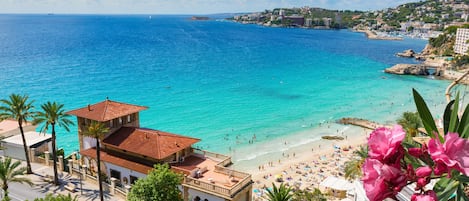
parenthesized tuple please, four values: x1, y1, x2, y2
(0, 15, 455, 164)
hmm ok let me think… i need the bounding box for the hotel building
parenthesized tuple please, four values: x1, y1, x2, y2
(454, 28, 469, 55)
(67, 100, 252, 201)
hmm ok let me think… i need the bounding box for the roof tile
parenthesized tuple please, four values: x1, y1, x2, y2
(66, 100, 147, 121)
(103, 127, 200, 160)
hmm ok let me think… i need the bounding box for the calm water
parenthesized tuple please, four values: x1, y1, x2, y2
(0, 14, 451, 162)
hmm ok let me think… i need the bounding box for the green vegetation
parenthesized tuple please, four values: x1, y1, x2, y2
(82, 121, 109, 201)
(454, 55, 469, 67)
(265, 183, 293, 201)
(0, 94, 35, 174)
(127, 163, 183, 201)
(35, 102, 74, 186)
(397, 111, 422, 138)
(0, 157, 33, 201)
(292, 188, 327, 201)
(34, 194, 78, 201)
(344, 146, 368, 181)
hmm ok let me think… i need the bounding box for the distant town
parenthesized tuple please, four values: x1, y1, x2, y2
(231, 0, 469, 78)
(230, 0, 468, 40)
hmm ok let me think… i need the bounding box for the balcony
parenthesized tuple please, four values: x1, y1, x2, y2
(171, 149, 252, 199)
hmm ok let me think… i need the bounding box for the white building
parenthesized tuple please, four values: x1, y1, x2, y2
(454, 28, 469, 55)
(1, 131, 52, 161)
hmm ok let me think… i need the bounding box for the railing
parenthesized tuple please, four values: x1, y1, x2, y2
(184, 176, 231, 197)
(184, 148, 253, 198)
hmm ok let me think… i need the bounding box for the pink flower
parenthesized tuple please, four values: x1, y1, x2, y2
(368, 125, 406, 164)
(415, 166, 432, 178)
(411, 190, 438, 201)
(408, 147, 423, 157)
(362, 158, 407, 201)
(428, 133, 469, 176)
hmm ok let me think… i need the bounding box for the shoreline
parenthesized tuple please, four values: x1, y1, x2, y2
(354, 29, 403, 40)
(235, 121, 371, 200)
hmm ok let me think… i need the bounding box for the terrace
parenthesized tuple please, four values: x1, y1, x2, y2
(172, 149, 252, 199)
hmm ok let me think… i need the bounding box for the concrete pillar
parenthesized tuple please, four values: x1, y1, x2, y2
(67, 159, 73, 175)
(71, 152, 76, 161)
(82, 165, 87, 181)
(124, 185, 131, 198)
(30, 148, 36, 162)
(183, 186, 189, 201)
(44, 151, 50, 166)
(58, 156, 64, 172)
(110, 178, 118, 195)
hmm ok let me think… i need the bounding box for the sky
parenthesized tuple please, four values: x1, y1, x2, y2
(1, 0, 419, 14)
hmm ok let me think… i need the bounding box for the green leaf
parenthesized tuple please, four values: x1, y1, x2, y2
(449, 92, 460, 133)
(457, 184, 469, 201)
(456, 174, 469, 183)
(435, 177, 458, 201)
(443, 100, 455, 135)
(412, 89, 441, 141)
(458, 104, 469, 138)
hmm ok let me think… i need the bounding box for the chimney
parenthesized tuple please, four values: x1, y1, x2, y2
(87, 104, 91, 111)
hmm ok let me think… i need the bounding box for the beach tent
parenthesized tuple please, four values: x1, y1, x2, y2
(320, 176, 354, 198)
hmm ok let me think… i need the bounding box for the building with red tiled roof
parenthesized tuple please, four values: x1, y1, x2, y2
(67, 100, 252, 201)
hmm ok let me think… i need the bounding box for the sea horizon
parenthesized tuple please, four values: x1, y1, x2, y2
(0, 14, 455, 166)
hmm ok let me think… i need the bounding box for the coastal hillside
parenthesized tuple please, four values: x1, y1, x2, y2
(232, 0, 468, 33)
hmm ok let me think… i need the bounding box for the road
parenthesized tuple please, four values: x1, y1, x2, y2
(4, 181, 47, 201)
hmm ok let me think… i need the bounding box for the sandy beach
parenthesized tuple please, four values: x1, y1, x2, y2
(233, 121, 372, 200)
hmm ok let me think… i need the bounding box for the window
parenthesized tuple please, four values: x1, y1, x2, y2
(119, 117, 122, 124)
(193, 196, 201, 201)
(130, 175, 138, 185)
(110, 169, 121, 180)
(127, 115, 131, 123)
(109, 120, 113, 128)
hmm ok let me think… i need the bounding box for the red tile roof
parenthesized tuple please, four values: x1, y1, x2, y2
(66, 100, 147, 122)
(81, 148, 153, 174)
(103, 127, 200, 160)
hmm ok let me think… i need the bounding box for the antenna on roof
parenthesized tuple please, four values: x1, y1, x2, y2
(106, 96, 109, 100)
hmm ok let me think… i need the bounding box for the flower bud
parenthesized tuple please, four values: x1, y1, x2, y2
(416, 166, 432, 178)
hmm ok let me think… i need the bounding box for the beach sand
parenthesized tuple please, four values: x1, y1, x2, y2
(230, 122, 372, 200)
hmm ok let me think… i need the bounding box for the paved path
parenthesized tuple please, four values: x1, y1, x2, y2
(5, 160, 125, 201)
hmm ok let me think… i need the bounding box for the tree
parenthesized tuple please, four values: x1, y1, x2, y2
(0, 94, 35, 174)
(82, 121, 109, 201)
(266, 183, 293, 201)
(397, 111, 422, 138)
(292, 188, 327, 201)
(35, 102, 74, 186)
(0, 157, 33, 200)
(34, 194, 78, 201)
(127, 163, 183, 201)
(344, 145, 368, 181)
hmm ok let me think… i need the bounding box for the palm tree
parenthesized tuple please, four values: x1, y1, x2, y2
(0, 94, 35, 174)
(344, 145, 368, 181)
(0, 157, 33, 200)
(397, 111, 422, 138)
(266, 183, 293, 201)
(83, 121, 109, 201)
(35, 102, 74, 186)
